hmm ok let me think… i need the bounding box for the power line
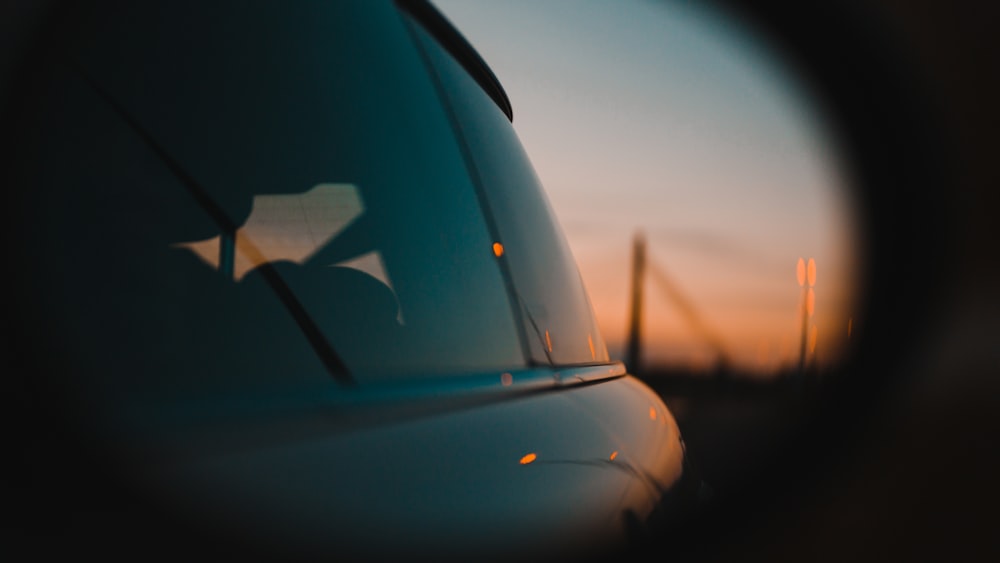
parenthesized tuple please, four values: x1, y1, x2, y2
(625, 230, 730, 373)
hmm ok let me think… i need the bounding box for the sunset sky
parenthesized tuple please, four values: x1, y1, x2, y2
(433, 0, 860, 374)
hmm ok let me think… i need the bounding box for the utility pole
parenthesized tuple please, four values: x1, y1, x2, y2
(625, 231, 646, 376)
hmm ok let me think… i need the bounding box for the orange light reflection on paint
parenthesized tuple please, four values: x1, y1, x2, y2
(806, 288, 815, 317)
(519, 453, 537, 465)
(544, 330, 552, 352)
(501, 372, 513, 386)
(492, 242, 504, 257)
(796, 258, 806, 287)
(610, 451, 618, 461)
(649, 407, 657, 420)
(807, 258, 817, 287)
(587, 334, 595, 360)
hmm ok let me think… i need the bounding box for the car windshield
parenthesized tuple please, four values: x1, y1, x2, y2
(404, 8, 610, 367)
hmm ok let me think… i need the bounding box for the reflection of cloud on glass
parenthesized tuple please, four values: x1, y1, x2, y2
(335, 251, 392, 292)
(175, 184, 394, 291)
(337, 250, 403, 324)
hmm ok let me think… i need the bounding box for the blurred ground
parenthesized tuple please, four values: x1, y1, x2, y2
(639, 360, 1000, 562)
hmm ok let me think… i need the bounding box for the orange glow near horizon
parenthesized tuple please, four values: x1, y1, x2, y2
(519, 453, 537, 465)
(575, 249, 855, 375)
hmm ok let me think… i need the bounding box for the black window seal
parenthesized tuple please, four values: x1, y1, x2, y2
(394, 0, 514, 122)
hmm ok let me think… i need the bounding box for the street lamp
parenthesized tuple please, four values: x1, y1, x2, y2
(797, 257, 816, 373)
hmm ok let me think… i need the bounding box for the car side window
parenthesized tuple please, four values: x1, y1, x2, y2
(18, 1, 528, 397)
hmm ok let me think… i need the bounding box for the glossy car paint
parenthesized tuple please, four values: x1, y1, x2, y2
(133, 367, 685, 559)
